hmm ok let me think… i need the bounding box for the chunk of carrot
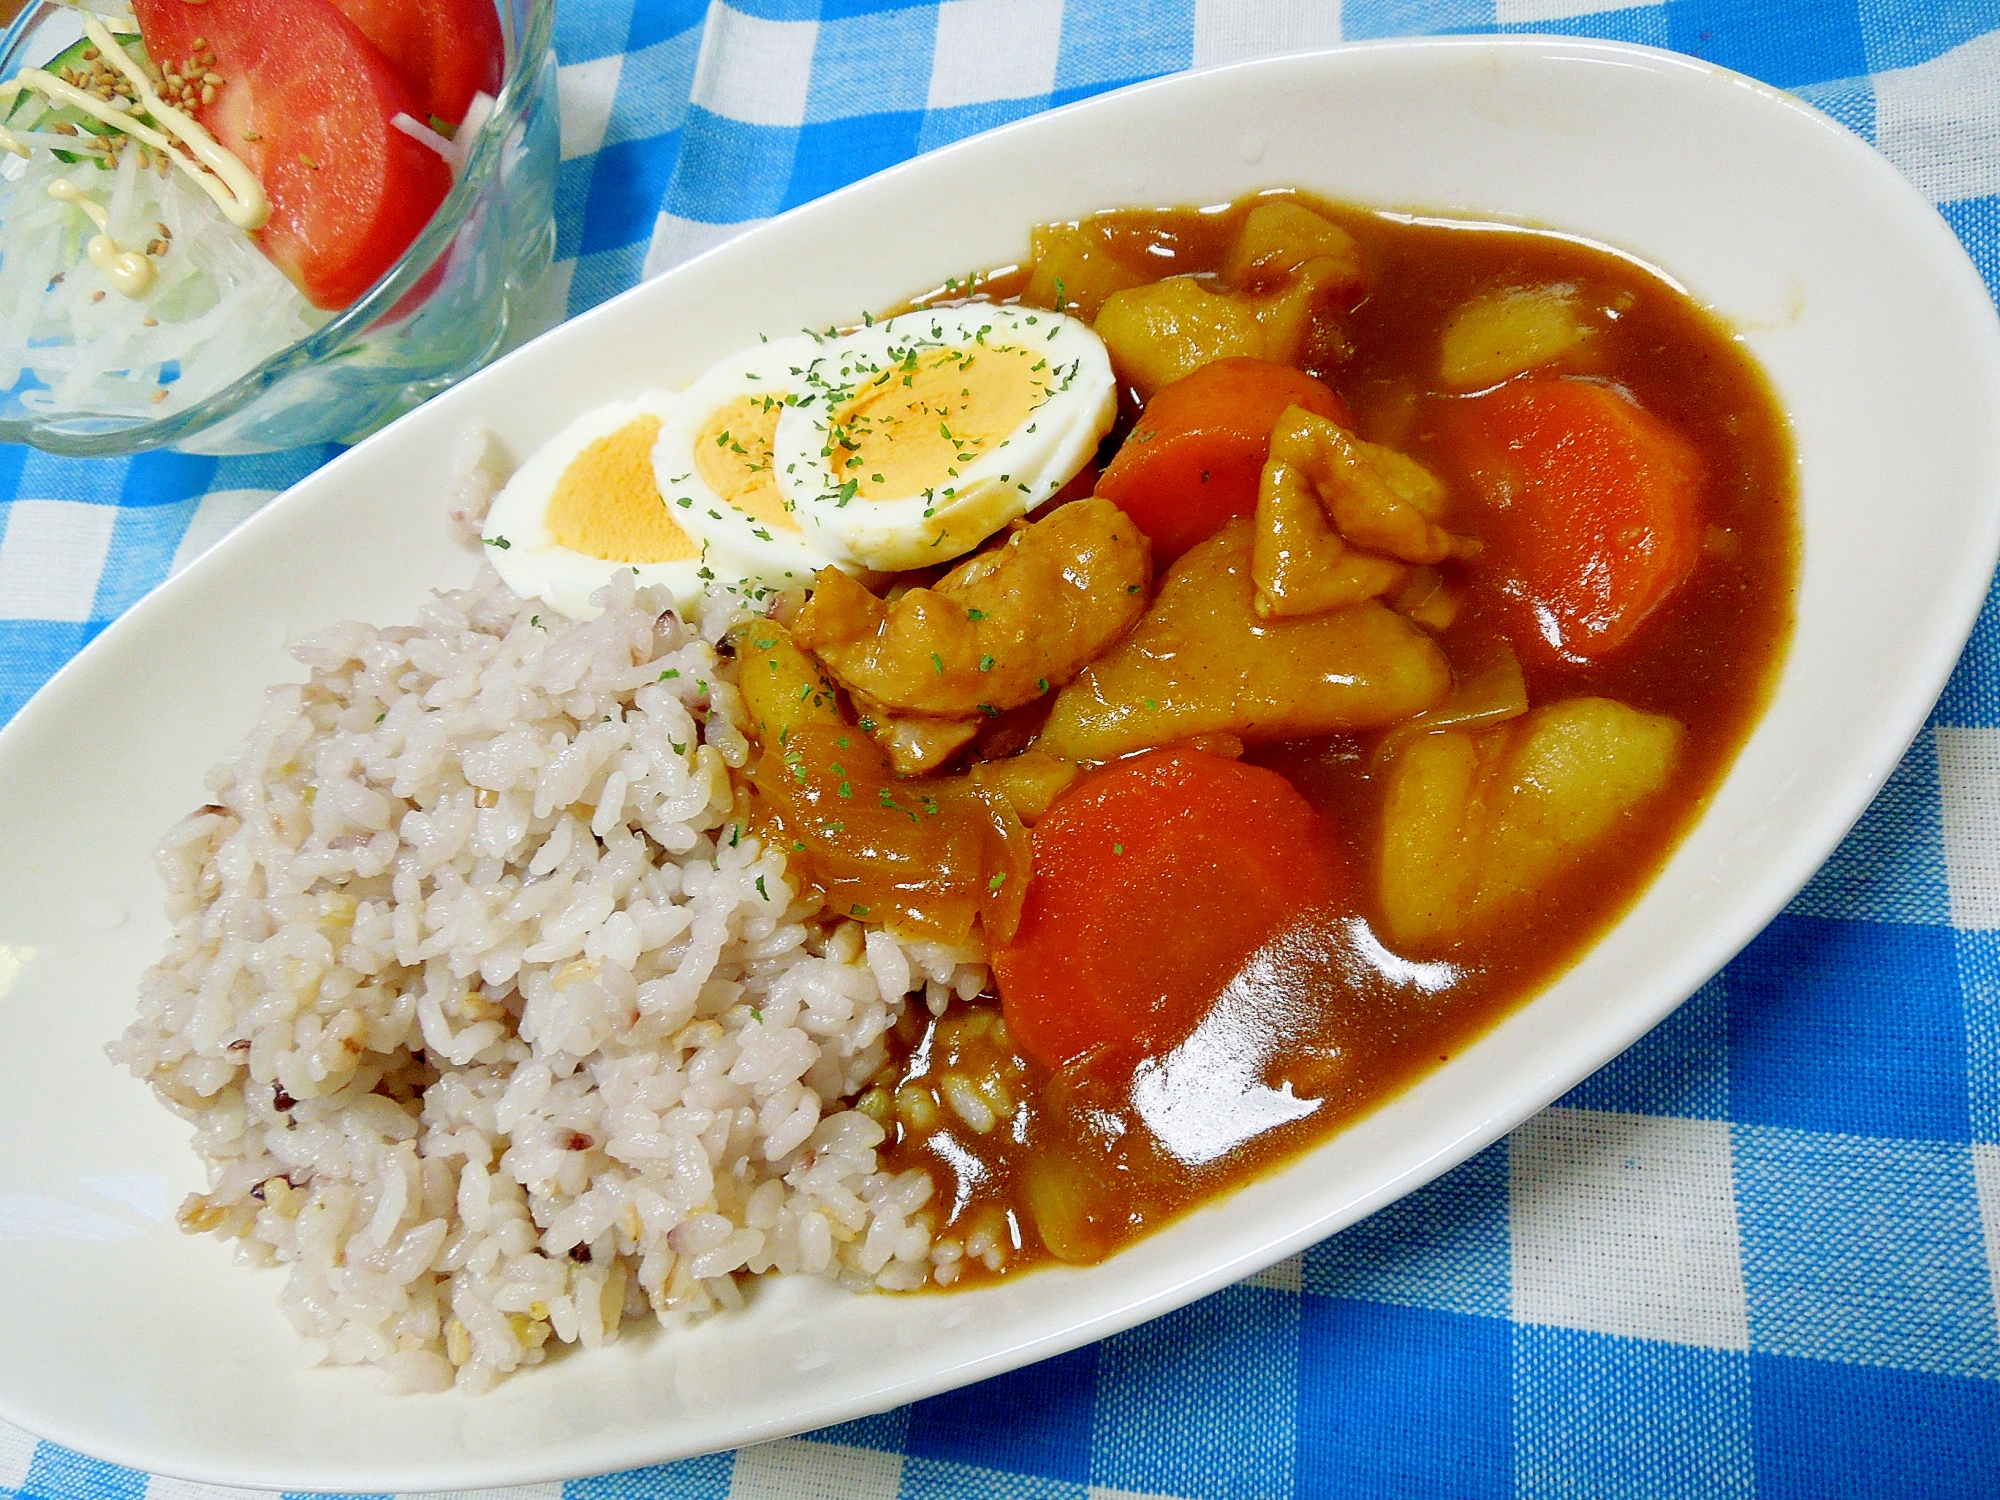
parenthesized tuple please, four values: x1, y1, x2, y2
(1451, 377, 1703, 662)
(993, 747, 1350, 1069)
(1093, 357, 1347, 562)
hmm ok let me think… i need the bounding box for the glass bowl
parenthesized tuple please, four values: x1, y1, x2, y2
(0, 0, 558, 456)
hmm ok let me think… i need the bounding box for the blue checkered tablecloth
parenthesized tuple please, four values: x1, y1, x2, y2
(5, 2, 2000, 1496)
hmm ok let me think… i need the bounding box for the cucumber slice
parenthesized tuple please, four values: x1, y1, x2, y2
(6, 30, 157, 166)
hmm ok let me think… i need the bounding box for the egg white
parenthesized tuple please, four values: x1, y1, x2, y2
(773, 304, 1116, 571)
(482, 393, 704, 621)
(650, 334, 843, 596)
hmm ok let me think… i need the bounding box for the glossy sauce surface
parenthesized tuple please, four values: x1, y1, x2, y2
(869, 195, 1797, 1280)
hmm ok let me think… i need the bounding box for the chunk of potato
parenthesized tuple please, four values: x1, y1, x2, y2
(1481, 699, 1684, 907)
(1438, 285, 1594, 389)
(1253, 407, 1478, 619)
(1093, 255, 1356, 398)
(1037, 517, 1451, 762)
(728, 620, 843, 748)
(1378, 696, 1685, 949)
(1094, 277, 1265, 397)
(1372, 643, 1527, 770)
(1024, 220, 1149, 320)
(970, 750, 1083, 825)
(1223, 200, 1364, 288)
(1019, 1145, 1121, 1265)
(1379, 730, 1492, 946)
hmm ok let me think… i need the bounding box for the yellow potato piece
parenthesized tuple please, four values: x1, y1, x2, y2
(1438, 285, 1595, 390)
(1377, 696, 1685, 949)
(1037, 517, 1451, 762)
(1223, 200, 1364, 288)
(1093, 255, 1358, 398)
(1019, 1148, 1120, 1266)
(1378, 731, 1494, 950)
(1482, 697, 1686, 907)
(970, 750, 1083, 825)
(1093, 277, 1268, 397)
(1025, 220, 1148, 320)
(728, 620, 843, 748)
(1372, 643, 1527, 770)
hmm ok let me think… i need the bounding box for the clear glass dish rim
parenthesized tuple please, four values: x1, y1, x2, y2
(0, 0, 557, 458)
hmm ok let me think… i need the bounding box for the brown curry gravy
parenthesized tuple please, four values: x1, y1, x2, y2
(868, 194, 1798, 1280)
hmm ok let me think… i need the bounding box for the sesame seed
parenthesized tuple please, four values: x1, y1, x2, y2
(90, 290, 104, 302)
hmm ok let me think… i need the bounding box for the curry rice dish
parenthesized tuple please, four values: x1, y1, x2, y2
(111, 191, 1796, 1391)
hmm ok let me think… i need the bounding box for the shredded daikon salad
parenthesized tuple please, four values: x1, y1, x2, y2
(0, 13, 325, 422)
(0, 143, 325, 420)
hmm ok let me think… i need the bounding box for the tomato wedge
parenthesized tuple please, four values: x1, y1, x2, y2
(134, 0, 454, 311)
(326, 0, 505, 127)
(993, 748, 1351, 1070)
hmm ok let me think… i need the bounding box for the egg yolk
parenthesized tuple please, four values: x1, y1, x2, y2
(835, 344, 1047, 501)
(693, 395, 802, 533)
(547, 416, 699, 563)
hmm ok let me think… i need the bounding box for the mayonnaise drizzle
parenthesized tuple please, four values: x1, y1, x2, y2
(0, 80, 48, 158)
(47, 176, 155, 296)
(0, 14, 268, 231)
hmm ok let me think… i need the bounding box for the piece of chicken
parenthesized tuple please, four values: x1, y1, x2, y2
(1037, 516, 1450, 763)
(1253, 407, 1481, 620)
(793, 497, 1152, 773)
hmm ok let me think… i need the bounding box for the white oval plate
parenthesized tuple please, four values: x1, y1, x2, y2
(2, 36, 1997, 1493)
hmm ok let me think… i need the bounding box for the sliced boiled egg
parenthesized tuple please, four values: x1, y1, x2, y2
(651, 334, 845, 595)
(481, 394, 707, 621)
(773, 304, 1117, 571)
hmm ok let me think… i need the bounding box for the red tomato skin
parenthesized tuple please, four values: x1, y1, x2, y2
(326, 0, 505, 126)
(1451, 377, 1704, 663)
(134, 0, 454, 311)
(993, 748, 1350, 1070)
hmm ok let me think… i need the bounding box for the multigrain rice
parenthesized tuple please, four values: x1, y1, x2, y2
(110, 566, 985, 1393)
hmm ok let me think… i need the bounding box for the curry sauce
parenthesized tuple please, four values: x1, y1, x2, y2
(845, 195, 1798, 1282)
